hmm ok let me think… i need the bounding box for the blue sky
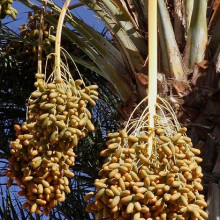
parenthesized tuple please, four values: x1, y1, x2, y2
(3, 0, 106, 34)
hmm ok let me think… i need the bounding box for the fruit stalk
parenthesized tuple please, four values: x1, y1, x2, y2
(37, 0, 47, 81)
(147, 0, 157, 156)
(55, 0, 71, 80)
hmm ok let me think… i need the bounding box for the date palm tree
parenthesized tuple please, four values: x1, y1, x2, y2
(1, 0, 220, 219)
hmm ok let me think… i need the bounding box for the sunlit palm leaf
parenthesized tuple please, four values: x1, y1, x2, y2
(184, 0, 208, 69)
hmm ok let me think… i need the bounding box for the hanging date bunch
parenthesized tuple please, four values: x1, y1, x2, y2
(6, 10, 56, 61)
(5, 0, 98, 215)
(6, 73, 98, 215)
(0, 0, 17, 20)
(85, 97, 207, 220)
